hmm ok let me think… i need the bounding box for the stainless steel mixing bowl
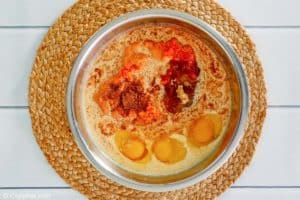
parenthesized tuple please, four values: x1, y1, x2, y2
(66, 9, 249, 192)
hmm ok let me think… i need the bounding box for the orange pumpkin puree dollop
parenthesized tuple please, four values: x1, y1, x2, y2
(94, 38, 200, 125)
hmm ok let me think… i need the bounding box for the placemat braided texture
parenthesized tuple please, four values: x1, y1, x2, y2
(29, 0, 267, 199)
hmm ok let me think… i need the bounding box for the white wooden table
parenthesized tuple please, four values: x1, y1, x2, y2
(1, 0, 300, 199)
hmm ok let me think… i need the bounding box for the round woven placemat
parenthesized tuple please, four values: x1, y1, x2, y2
(29, 0, 266, 199)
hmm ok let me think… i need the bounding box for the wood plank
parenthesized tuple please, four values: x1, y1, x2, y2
(0, 188, 299, 200)
(247, 28, 300, 106)
(0, 28, 46, 106)
(218, 0, 300, 26)
(0, 0, 75, 27)
(0, 189, 85, 200)
(0, 107, 299, 187)
(0, 28, 299, 106)
(233, 107, 300, 186)
(221, 188, 300, 200)
(1, 0, 300, 26)
(0, 109, 68, 187)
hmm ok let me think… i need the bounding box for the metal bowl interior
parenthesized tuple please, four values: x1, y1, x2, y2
(66, 9, 249, 192)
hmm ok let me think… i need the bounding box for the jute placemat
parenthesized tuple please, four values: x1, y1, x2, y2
(29, 0, 266, 199)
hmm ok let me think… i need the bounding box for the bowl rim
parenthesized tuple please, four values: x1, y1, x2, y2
(66, 8, 249, 192)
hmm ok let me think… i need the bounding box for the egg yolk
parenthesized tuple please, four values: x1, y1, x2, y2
(152, 136, 186, 163)
(115, 130, 147, 161)
(188, 114, 222, 147)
